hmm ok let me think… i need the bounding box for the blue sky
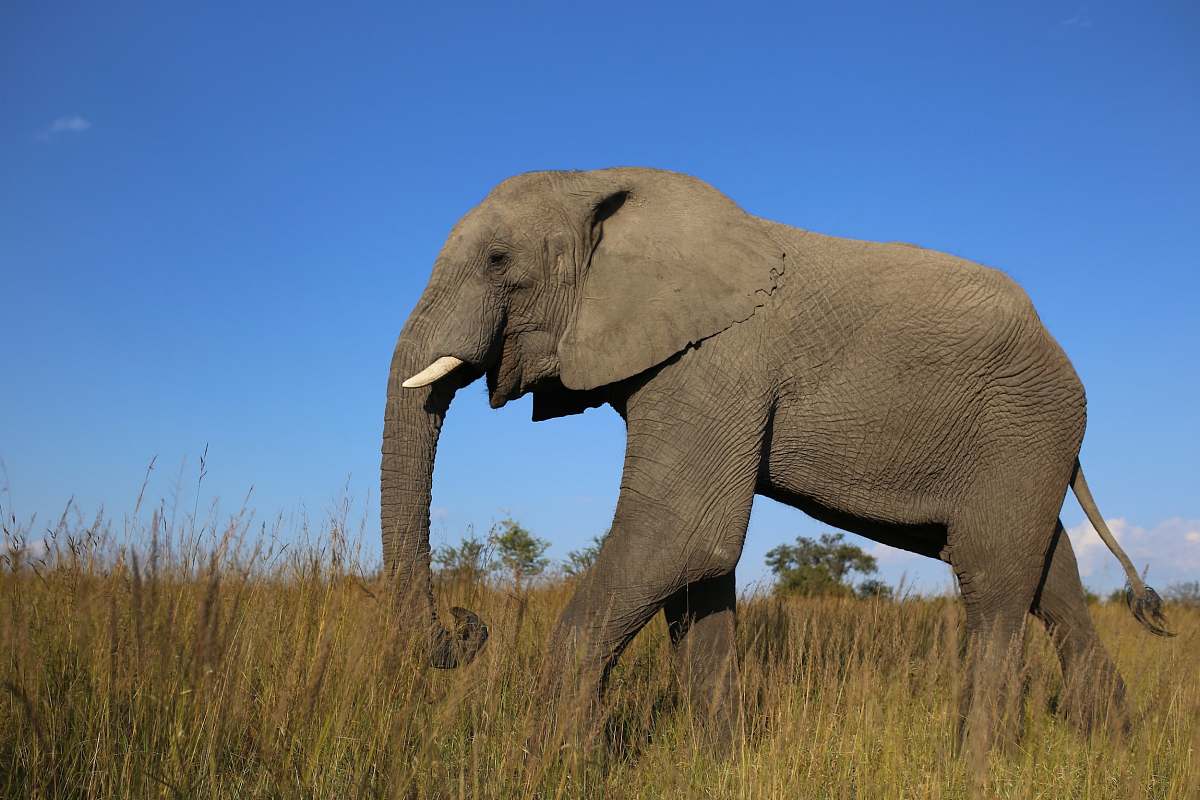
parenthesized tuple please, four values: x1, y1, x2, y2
(2, 2, 1197, 593)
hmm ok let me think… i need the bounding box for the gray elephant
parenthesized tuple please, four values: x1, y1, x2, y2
(382, 167, 1172, 756)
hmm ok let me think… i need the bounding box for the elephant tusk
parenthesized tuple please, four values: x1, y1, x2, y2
(402, 355, 465, 388)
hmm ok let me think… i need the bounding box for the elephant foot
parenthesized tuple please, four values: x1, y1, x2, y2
(1053, 665, 1131, 741)
(523, 664, 608, 767)
(674, 685, 744, 759)
(954, 627, 1027, 777)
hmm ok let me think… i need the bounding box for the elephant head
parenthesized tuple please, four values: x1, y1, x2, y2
(383, 167, 785, 668)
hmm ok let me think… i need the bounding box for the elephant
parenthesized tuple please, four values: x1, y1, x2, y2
(381, 167, 1172, 757)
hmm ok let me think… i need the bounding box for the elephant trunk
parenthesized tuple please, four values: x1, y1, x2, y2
(381, 300, 488, 668)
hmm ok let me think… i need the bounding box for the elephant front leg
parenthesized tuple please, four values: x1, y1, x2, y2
(664, 571, 741, 748)
(532, 373, 769, 756)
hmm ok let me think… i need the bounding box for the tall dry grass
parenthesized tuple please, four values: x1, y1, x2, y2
(1, 494, 1197, 799)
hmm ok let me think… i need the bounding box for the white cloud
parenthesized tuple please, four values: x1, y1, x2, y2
(51, 115, 91, 133)
(1066, 517, 1200, 591)
(1061, 8, 1093, 28)
(856, 516, 1199, 596)
(37, 115, 92, 140)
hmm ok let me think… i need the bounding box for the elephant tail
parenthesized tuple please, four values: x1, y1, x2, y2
(1069, 459, 1175, 637)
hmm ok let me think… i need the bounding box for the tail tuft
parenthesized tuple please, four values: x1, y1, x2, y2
(1125, 584, 1176, 638)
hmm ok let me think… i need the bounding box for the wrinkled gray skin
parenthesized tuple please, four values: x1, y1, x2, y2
(382, 168, 1171, 756)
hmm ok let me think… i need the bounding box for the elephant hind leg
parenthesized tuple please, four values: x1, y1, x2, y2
(1030, 519, 1130, 737)
(952, 561, 1034, 772)
(947, 493, 1058, 773)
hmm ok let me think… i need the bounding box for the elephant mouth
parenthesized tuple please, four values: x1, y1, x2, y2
(485, 332, 530, 409)
(484, 315, 568, 409)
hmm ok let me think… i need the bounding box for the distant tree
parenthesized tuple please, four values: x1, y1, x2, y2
(432, 529, 488, 583)
(766, 531, 885, 598)
(856, 578, 894, 601)
(1081, 587, 1101, 605)
(1165, 580, 1200, 608)
(488, 518, 550, 589)
(1106, 589, 1127, 605)
(564, 531, 608, 577)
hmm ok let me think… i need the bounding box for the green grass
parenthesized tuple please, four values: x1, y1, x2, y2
(2, 503, 1196, 799)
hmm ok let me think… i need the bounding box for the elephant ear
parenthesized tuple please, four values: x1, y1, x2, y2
(557, 176, 786, 391)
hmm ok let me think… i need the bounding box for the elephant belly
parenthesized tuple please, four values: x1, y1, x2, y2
(757, 479, 949, 559)
(758, 357, 988, 558)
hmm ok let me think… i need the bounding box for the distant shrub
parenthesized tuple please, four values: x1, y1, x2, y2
(1166, 580, 1200, 607)
(564, 531, 608, 577)
(432, 528, 488, 583)
(856, 578, 895, 600)
(766, 531, 891, 599)
(488, 518, 550, 589)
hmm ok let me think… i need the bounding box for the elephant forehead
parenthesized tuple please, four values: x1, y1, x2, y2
(444, 208, 509, 247)
(483, 172, 598, 219)
(448, 209, 559, 254)
(487, 169, 571, 199)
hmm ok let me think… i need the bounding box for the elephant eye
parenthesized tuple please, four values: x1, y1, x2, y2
(487, 250, 509, 270)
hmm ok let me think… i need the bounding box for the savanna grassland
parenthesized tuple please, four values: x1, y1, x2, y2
(2, 496, 1197, 800)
